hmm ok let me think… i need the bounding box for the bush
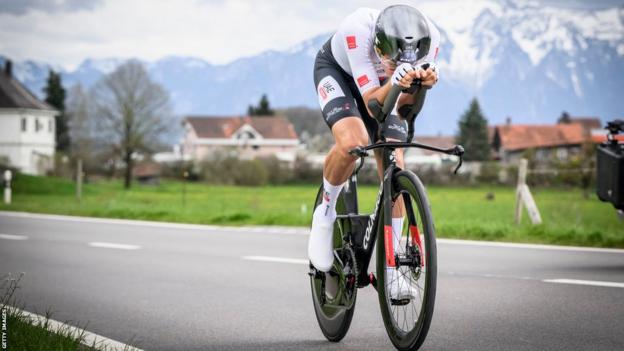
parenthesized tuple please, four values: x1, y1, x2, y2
(292, 156, 323, 184)
(260, 156, 293, 184)
(200, 156, 269, 186)
(477, 161, 501, 184)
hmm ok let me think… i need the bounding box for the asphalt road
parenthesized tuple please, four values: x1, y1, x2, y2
(1, 211, 623, 351)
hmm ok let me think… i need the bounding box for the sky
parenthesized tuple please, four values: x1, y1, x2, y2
(0, 0, 622, 70)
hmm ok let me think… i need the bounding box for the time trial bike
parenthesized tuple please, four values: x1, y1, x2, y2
(308, 81, 465, 351)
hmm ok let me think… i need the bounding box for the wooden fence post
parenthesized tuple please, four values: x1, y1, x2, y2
(515, 158, 542, 225)
(3, 170, 11, 205)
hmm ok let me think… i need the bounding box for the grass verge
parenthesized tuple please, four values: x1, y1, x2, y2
(1, 273, 139, 351)
(0, 174, 622, 248)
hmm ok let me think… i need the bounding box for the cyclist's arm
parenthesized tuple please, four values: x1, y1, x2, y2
(336, 15, 400, 117)
(398, 86, 428, 121)
(361, 84, 392, 116)
(396, 67, 437, 108)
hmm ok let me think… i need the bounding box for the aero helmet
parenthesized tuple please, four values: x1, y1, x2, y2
(374, 5, 431, 65)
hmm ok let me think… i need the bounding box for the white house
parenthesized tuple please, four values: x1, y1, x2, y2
(0, 61, 57, 175)
(182, 116, 299, 163)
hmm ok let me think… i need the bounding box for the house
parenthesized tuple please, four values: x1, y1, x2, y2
(182, 116, 299, 163)
(491, 122, 587, 164)
(0, 60, 57, 175)
(405, 135, 458, 168)
(590, 118, 624, 144)
(133, 160, 161, 185)
(558, 116, 601, 137)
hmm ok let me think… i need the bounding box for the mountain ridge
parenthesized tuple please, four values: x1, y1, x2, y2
(1, 1, 622, 136)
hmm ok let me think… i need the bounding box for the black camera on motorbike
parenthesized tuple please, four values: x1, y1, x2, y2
(596, 119, 624, 210)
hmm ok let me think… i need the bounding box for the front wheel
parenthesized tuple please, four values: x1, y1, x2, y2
(376, 170, 437, 351)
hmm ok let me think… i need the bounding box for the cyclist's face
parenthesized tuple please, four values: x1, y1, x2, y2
(380, 54, 397, 74)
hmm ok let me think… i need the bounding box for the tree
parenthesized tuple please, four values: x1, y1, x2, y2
(248, 94, 274, 116)
(456, 98, 490, 161)
(90, 61, 171, 189)
(65, 84, 94, 164)
(557, 111, 571, 124)
(43, 70, 70, 152)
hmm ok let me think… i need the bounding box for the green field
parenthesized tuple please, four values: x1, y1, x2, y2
(1, 174, 622, 247)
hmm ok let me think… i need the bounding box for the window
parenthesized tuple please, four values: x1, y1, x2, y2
(48, 119, 53, 133)
(21, 118, 27, 132)
(35, 118, 41, 132)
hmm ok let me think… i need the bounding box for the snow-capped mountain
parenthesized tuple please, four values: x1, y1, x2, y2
(2, 0, 623, 136)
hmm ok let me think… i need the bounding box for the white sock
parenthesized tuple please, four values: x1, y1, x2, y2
(392, 217, 404, 251)
(308, 178, 344, 272)
(316, 178, 344, 219)
(386, 217, 404, 276)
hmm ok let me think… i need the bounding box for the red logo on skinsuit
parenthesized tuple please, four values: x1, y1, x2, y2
(319, 86, 327, 100)
(434, 47, 439, 59)
(346, 35, 357, 49)
(357, 75, 370, 87)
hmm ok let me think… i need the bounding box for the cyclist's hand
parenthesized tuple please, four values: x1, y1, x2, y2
(419, 69, 438, 87)
(391, 63, 416, 88)
(418, 63, 438, 87)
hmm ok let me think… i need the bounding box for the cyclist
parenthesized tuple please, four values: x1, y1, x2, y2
(308, 5, 440, 299)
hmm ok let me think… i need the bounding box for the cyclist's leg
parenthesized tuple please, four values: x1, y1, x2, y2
(313, 51, 369, 186)
(310, 52, 368, 272)
(324, 117, 369, 185)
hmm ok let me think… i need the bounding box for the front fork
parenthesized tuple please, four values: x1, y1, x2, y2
(382, 149, 424, 269)
(382, 148, 397, 268)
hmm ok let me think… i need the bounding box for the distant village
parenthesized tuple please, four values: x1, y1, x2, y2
(0, 59, 615, 185)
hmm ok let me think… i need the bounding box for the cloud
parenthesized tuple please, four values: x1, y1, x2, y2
(0, 0, 620, 70)
(0, 0, 104, 15)
(0, 0, 360, 69)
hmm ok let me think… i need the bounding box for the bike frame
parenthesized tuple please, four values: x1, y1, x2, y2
(334, 82, 464, 288)
(339, 141, 463, 288)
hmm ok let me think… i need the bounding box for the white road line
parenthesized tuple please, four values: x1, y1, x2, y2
(0, 211, 309, 235)
(542, 279, 624, 289)
(436, 238, 624, 254)
(88, 242, 141, 250)
(242, 256, 308, 265)
(2, 211, 623, 254)
(4, 306, 143, 351)
(0, 233, 28, 240)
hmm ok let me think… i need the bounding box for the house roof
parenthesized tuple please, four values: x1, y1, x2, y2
(411, 135, 456, 156)
(494, 124, 587, 151)
(560, 117, 602, 136)
(569, 117, 602, 131)
(0, 61, 56, 111)
(185, 116, 298, 139)
(133, 161, 161, 178)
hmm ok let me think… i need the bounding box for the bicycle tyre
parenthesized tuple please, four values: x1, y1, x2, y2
(309, 185, 356, 342)
(376, 170, 437, 350)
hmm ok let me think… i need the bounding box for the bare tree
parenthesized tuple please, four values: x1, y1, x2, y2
(66, 84, 93, 162)
(91, 61, 171, 189)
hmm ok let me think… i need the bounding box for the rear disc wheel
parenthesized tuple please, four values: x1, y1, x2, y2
(309, 186, 357, 342)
